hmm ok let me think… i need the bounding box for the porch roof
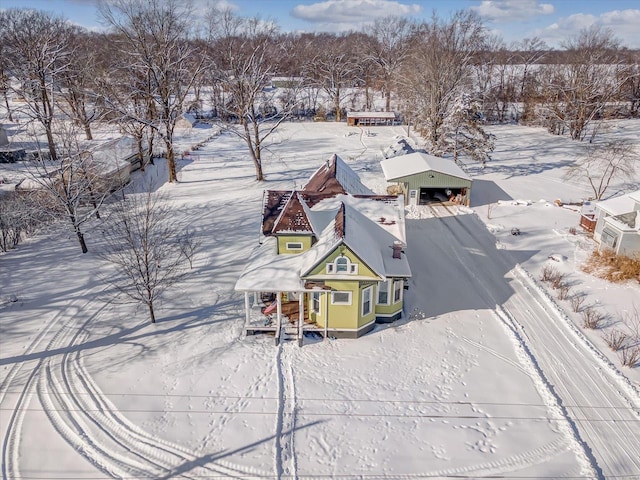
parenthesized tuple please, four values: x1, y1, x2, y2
(234, 237, 306, 292)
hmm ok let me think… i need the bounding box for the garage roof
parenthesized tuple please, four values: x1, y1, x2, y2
(381, 152, 471, 182)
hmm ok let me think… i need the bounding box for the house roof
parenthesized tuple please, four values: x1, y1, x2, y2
(380, 152, 471, 182)
(596, 190, 640, 216)
(303, 154, 372, 196)
(299, 195, 410, 279)
(347, 111, 396, 119)
(234, 237, 307, 292)
(271, 192, 315, 235)
(236, 156, 411, 293)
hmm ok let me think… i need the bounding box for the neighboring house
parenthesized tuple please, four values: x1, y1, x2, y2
(270, 76, 304, 88)
(346, 111, 396, 127)
(175, 113, 197, 129)
(235, 154, 411, 344)
(592, 190, 640, 256)
(381, 152, 472, 206)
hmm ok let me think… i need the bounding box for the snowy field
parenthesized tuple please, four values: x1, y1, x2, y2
(1, 119, 640, 479)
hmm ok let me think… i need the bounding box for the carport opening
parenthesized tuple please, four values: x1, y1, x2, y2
(419, 187, 466, 205)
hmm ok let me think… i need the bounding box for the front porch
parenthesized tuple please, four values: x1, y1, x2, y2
(242, 290, 326, 346)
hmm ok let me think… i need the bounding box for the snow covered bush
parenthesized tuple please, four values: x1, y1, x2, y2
(604, 329, 628, 351)
(582, 306, 605, 329)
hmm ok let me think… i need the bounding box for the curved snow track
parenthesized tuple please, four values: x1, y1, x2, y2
(1, 290, 271, 480)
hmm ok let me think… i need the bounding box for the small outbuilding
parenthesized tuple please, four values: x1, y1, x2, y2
(381, 152, 472, 206)
(347, 111, 395, 126)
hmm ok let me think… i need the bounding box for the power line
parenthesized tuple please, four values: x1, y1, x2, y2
(3, 390, 639, 412)
(2, 406, 638, 422)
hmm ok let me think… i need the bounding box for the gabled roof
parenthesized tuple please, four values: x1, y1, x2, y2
(271, 192, 314, 235)
(303, 154, 373, 196)
(381, 152, 471, 182)
(300, 197, 411, 279)
(596, 190, 640, 216)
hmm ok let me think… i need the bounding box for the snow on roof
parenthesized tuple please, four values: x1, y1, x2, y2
(87, 137, 136, 175)
(628, 190, 640, 204)
(271, 192, 315, 235)
(303, 154, 373, 196)
(596, 190, 640, 215)
(380, 152, 471, 182)
(300, 196, 410, 279)
(347, 111, 396, 119)
(234, 237, 307, 292)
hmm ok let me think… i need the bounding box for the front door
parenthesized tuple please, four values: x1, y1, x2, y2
(409, 189, 418, 206)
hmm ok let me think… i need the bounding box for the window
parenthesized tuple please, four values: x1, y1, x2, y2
(336, 256, 348, 272)
(393, 279, 403, 303)
(326, 255, 359, 274)
(311, 292, 321, 313)
(331, 291, 352, 305)
(286, 242, 303, 251)
(362, 286, 373, 316)
(601, 228, 618, 249)
(377, 280, 390, 305)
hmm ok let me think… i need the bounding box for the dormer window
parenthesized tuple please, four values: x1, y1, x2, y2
(336, 256, 348, 272)
(326, 255, 358, 274)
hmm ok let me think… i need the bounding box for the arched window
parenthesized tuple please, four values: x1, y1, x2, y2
(336, 256, 349, 272)
(326, 255, 358, 274)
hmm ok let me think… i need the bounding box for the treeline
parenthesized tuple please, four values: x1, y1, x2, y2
(1, 1, 639, 181)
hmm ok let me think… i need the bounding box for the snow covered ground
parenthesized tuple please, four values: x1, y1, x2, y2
(1, 119, 640, 479)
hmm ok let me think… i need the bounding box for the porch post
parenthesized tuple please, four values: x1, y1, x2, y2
(324, 292, 329, 340)
(298, 292, 304, 347)
(244, 292, 250, 327)
(275, 292, 282, 346)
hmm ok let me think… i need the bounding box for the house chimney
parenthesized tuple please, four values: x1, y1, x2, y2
(392, 241, 403, 259)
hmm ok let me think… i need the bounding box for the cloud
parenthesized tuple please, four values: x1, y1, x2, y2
(534, 9, 640, 48)
(291, 0, 421, 31)
(471, 0, 554, 23)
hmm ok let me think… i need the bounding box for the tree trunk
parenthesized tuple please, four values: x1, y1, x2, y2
(148, 302, 156, 323)
(45, 124, 58, 161)
(165, 136, 177, 182)
(3, 91, 13, 122)
(75, 227, 88, 254)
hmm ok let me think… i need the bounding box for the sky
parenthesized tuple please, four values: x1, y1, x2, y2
(2, 0, 640, 48)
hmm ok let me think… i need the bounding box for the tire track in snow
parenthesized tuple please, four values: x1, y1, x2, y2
(3, 291, 270, 480)
(408, 214, 599, 478)
(274, 342, 298, 480)
(2, 295, 111, 480)
(0, 284, 105, 406)
(48, 324, 271, 479)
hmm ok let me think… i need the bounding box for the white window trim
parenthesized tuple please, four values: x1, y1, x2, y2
(286, 241, 304, 251)
(311, 291, 321, 314)
(331, 291, 352, 305)
(377, 280, 391, 305)
(362, 285, 373, 317)
(326, 255, 359, 275)
(601, 227, 618, 248)
(393, 279, 403, 303)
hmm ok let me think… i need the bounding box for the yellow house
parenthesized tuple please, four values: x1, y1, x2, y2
(235, 155, 411, 345)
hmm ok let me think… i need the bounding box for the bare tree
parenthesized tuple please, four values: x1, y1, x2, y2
(542, 26, 625, 141)
(368, 16, 413, 112)
(23, 122, 123, 253)
(564, 140, 638, 200)
(209, 9, 294, 181)
(98, 190, 191, 323)
(0, 8, 74, 161)
(55, 29, 102, 140)
(99, 0, 205, 183)
(306, 33, 360, 122)
(401, 11, 486, 149)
